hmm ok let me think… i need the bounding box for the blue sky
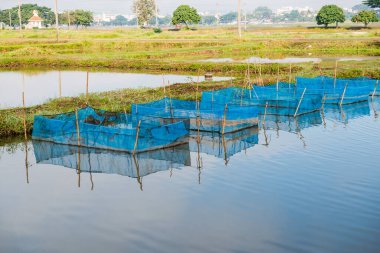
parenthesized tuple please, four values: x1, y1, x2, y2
(0, 0, 362, 14)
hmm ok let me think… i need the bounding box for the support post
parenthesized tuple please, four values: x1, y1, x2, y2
(294, 88, 306, 117)
(334, 60, 338, 88)
(22, 91, 29, 184)
(75, 109, 81, 147)
(222, 104, 228, 135)
(276, 65, 280, 92)
(86, 71, 89, 103)
(372, 80, 378, 99)
(339, 83, 348, 106)
(133, 120, 141, 156)
(288, 63, 292, 86)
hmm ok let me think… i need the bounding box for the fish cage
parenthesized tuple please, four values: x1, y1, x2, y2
(189, 126, 259, 160)
(132, 98, 259, 133)
(32, 106, 189, 153)
(296, 76, 379, 104)
(32, 140, 191, 179)
(202, 85, 322, 116)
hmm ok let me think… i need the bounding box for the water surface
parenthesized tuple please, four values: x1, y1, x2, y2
(0, 98, 379, 253)
(0, 70, 230, 109)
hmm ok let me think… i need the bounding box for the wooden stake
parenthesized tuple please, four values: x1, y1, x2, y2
(22, 92, 27, 141)
(372, 80, 378, 99)
(162, 76, 166, 97)
(222, 104, 228, 135)
(262, 102, 268, 128)
(133, 120, 141, 155)
(334, 60, 338, 88)
(86, 71, 89, 103)
(58, 71, 62, 97)
(339, 83, 348, 106)
(75, 109, 81, 147)
(288, 63, 292, 85)
(294, 88, 306, 117)
(276, 65, 280, 92)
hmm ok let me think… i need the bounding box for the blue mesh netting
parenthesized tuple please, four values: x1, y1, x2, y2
(201, 85, 322, 116)
(33, 140, 191, 178)
(189, 127, 259, 159)
(32, 106, 189, 152)
(132, 98, 259, 133)
(296, 76, 379, 104)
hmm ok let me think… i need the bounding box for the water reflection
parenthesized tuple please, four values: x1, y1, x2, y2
(33, 141, 191, 190)
(0, 70, 230, 109)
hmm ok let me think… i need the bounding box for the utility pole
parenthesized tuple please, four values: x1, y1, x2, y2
(9, 10, 12, 27)
(18, 0, 22, 32)
(238, 0, 242, 38)
(67, 11, 71, 30)
(54, 0, 59, 42)
(155, 0, 158, 27)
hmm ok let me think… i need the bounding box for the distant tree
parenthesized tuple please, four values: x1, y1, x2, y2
(363, 0, 380, 8)
(316, 5, 346, 28)
(352, 10, 379, 27)
(172, 5, 201, 28)
(59, 11, 74, 26)
(112, 15, 128, 26)
(252, 6, 273, 20)
(148, 15, 172, 26)
(202, 15, 217, 25)
(352, 4, 372, 12)
(71, 10, 93, 27)
(220, 12, 238, 24)
(0, 4, 54, 27)
(132, 0, 155, 27)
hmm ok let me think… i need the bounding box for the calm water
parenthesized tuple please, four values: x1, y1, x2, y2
(0, 70, 230, 109)
(0, 99, 379, 253)
(201, 56, 380, 64)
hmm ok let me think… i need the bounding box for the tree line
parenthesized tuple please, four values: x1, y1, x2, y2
(0, 4, 93, 28)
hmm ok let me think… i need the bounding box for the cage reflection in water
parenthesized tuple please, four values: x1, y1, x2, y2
(189, 127, 259, 160)
(323, 101, 371, 124)
(32, 140, 191, 179)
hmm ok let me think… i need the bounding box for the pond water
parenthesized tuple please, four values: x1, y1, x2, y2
(1, 98, 379, 253)
(201, 56, 380, 64)
(0, 70, 230, 109)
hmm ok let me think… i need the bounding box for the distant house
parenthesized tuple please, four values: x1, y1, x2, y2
(26, 10, 43, 29)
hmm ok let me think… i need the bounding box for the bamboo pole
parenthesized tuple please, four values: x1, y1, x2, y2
(58, 71, 62, 97)
(22, 91, 29, 184)
(288, 63, 292, 86)
(9, 10, 12, 27)
(294, 88, 307, 117)
(334, 60, 338, 88)
(133, 120, 141, 155)
(86, 71, 89, 103)
(162, 76, 166, 97)
(372, 80, 378, 99)
(75, 109, 81, 147)
(339, 83, 348, 106)
(262, 102, 268, 128)
(132, 154, 143, 191)
(321, 95, 327, 128)
(222, 104, 228, 135)
(276, 65, 280, 92)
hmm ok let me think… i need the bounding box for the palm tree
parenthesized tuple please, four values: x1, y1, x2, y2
(54, 0, 59, 42)
(237, 0, 241, 38)
(18, 0, 22, 31)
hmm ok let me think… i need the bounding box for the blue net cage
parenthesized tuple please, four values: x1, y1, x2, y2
(32, 106, 189, 153)
(296, 76, 379, 104)
(132, 98, 259, 133)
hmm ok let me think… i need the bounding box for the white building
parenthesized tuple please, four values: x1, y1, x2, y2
(26, 10, 43, 29)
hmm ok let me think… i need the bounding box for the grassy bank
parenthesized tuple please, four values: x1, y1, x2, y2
(0, 27, 379, 71)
